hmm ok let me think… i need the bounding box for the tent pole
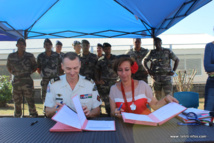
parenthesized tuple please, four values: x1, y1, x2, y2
(152, 28, 155, 49)
(24, 30, 28, 39)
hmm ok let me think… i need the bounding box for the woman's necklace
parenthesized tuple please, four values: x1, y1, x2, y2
(121, 79, 136, 111)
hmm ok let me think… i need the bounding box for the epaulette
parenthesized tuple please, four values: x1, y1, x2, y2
(85, 76, 94, 84)
(50, 76, 60, 84)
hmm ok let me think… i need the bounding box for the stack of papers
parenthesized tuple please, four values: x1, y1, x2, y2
(122, 102, 186, 126)
(50, 95, 115, 132)
(177, 108, 211, 123)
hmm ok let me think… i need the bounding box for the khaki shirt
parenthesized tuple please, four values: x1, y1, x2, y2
(45, 75, 102, 112)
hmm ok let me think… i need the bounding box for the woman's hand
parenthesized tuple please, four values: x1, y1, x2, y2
(114, 108, 124, 118)
(164, 95, 179, 104)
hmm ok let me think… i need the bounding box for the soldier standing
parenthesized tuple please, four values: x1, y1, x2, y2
(55, 40, 64, 75)
(37, 38, 62, 102)
(97, 43, 104, 58)
(125, 38, 149, 83)
(96, 43, 118, 116)
(79, 40, 98, 81)
(143, 37, 179, 100)
(7, 38, 38, 117)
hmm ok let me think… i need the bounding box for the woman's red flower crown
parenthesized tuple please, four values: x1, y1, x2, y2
(131, 62, 138, 74)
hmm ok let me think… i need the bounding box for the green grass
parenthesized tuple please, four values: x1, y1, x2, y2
(0, 103, 44, 116)
(0, 98, 205, 116)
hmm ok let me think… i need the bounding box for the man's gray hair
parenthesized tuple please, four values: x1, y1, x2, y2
(63, 52, 80, 62)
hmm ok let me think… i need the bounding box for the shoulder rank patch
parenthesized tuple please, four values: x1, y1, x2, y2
(50, 76, 60, 84)
(93, 85, 97, 91)
(85, 76, 94, 84)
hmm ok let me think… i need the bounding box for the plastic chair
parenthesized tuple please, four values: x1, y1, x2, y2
(174, 91, 199, 108)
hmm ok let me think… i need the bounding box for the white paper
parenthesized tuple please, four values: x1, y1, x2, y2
(72, 95, 87, 127)
(52, 105, 81, 129)
(152, 102, 186, 122)
(123, 112, 154, 122)
(84, 120, 115, 131)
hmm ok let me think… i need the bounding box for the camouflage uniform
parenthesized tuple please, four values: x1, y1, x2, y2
(96, 54, 118, 115)
(79, 53, 98, 81)
(126, 47, 149, 83)
(37, 51, 61, 102)
(7, 51, 38, 117)
(58, 52, 65, 75)
(144, 48, 178, 100)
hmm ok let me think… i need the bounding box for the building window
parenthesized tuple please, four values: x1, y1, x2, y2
(176, 55, 202, 75)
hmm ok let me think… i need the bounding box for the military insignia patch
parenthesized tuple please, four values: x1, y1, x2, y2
(47, 85, 50, 93)
(80, 94, 92, 99)
(97, 95, 101, 101)
(93, 85, 97, 91)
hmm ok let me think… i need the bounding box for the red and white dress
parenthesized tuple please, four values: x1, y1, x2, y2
(109, 80, 153, 115)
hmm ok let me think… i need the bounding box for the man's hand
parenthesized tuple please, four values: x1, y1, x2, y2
(168, 71, 174, 76)
(55, 102, 64, 112)
(82, 106, 91, 117)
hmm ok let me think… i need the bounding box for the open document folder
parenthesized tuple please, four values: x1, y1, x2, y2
(50, 95, 115, 132)
(122, 102, 186, 126)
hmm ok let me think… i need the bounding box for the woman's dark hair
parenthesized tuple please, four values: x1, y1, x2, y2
(113, 55, 135, 73)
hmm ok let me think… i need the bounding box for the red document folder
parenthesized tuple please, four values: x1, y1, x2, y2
(122, 102, 186, 126)
(50, 95, 116, 132)
(50, 122, 82, 132)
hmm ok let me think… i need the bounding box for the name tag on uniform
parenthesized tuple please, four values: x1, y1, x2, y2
(80, 94, 92, 99)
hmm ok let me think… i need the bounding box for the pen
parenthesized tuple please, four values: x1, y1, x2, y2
(56, 101, 63, 109)
(31, 120, 38, 126)
(56, 101, 63, 113)
(118, 103, 123, 111)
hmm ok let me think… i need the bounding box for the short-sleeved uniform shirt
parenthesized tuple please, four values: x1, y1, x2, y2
(7, 51, 37, 77)
(109, 80, 153, 115)
(37, 51, 61, 78)
(45, 75, 102, 112)
(144, 48, 178, 74)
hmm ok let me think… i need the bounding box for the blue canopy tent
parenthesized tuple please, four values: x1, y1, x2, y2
(0, 0, 212, 40)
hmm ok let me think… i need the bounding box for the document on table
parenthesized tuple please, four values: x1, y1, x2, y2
(51, 95, 116, 131)
(122, 102, 186, 126)
(52, 105, 81, 129)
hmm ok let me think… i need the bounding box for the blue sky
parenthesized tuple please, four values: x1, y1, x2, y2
(163, 0, 214, 36)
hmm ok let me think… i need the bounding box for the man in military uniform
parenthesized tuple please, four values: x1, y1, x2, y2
(143, 37, 179, 100)
(7, 38, 38, 117)
(125, 38, 149, 83)
(45, 52, 102, 118)
(79, 40, 98, 81)
(55, 40, 64, 75)
(97, 43, 104, 58)
(95, 43, 118, 116)
(37, 38, 62, 102)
